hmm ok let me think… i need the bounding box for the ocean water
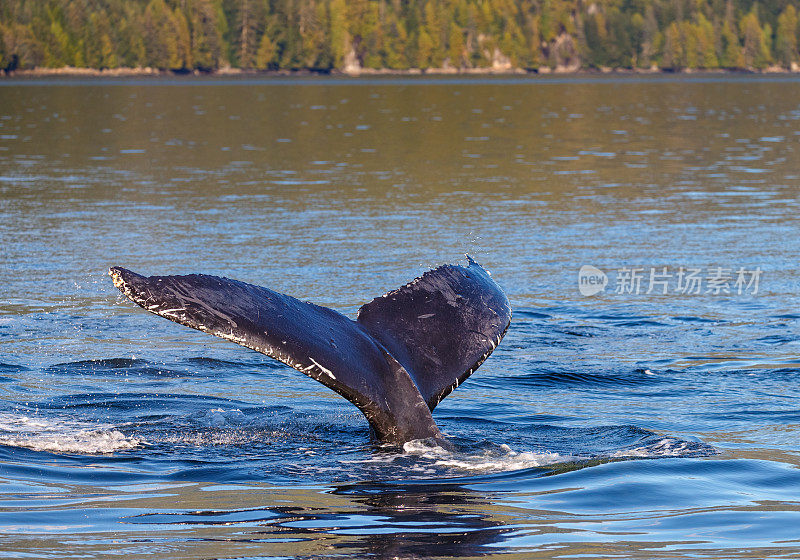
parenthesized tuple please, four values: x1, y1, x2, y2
(0, 75, 799, 558)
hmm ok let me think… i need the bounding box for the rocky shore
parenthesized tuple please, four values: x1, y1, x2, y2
(2, 63, 799, 78)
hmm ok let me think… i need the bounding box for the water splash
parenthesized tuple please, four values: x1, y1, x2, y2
(0, 413, 144, 454)
(403, 439, 568, 472)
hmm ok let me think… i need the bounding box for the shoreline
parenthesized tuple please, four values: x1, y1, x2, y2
(2, 64, 800, 79)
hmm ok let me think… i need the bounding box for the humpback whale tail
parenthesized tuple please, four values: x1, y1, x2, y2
(109, 258, 511, 444)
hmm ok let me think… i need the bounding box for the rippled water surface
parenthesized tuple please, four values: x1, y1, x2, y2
(1, 75, 799, 558)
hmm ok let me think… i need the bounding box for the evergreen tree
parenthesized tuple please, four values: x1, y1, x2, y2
(422, 1, 444, 67)
(605, 7, 636, 67)
(0, 25, 6, 70)
(85, 11, 117, 69)
(143, 0, 181, 69)
(187, 0, 227, 70)
(683, 21, 699, 68)
(583, 9, 609, 67)
(175, 8, 192, 69)
(118, 7, 147, 68)
(640, 4, 658, 67)
(255, 18, 277, 69)
(349, 0, 382, 69)
(539, 0, 558, 43)
(384, 12, 409, 69)
(4, 23, 45, 69)
(447, 20, 465, 68)
(775, 4, 798, 66)
(45, 12, 78, 67)
(719, 2, 744, 69)
(297, 1, 328, 68)
(740, 7, 770, 68)
(235, 0, 260, 68)
(328, 0, 349, 68)
(416, 26, 434, 68)
(695, 13, 718, 68)
(662, 21, 684, 69)
(525, 12, 542, 67)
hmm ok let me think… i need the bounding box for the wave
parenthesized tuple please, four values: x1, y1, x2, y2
(512, 309, 552, 320)
(37, 391, 253, 411)
(0, 362, 26, 374)
(38, 356, 286, 379)
(505, 367, 667, 388)
(182, 356, 283, 370)
(44, 358, 195, 378)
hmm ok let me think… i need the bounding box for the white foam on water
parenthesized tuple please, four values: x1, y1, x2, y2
(359, 434, 708, 476)
(403, 440, 567, 472)
(344, 439, 569, 475)
(611, 437, 697, 458)
(197, 407, 245, 427)
(157, 429, 290, 446)
(0, 413, 144, 454)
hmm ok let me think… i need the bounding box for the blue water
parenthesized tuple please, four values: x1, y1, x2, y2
(0, 75, 799, 558)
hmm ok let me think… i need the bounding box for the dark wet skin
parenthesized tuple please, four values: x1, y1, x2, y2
(110, 258, 511, 444)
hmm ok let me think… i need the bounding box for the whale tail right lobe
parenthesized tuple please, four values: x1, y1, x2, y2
(110, 258, 511, 444)
(356, 257, 512, 410)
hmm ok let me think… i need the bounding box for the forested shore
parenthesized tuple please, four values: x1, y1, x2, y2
(1, 1, 799, 75)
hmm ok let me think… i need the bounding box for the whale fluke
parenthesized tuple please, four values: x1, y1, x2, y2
(109, 259, 511, 444)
